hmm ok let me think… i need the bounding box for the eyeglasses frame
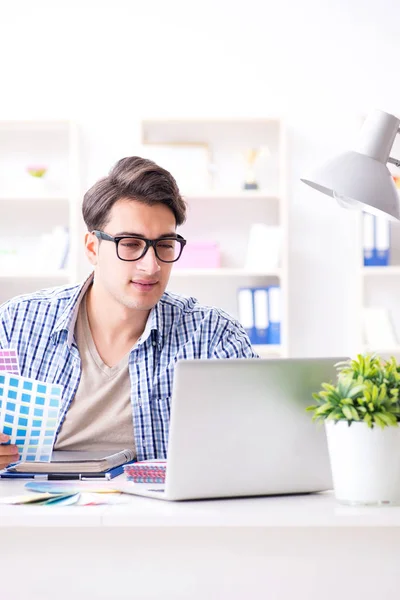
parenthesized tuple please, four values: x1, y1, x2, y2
(92, 230, 187, 263)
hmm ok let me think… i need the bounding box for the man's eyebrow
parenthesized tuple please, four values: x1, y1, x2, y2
(114, 231, 178, 238)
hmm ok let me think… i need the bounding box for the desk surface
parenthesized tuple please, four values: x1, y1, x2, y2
(2, 476, 400, 528)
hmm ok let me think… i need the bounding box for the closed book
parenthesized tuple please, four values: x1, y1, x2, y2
(8, 448, 135, 474)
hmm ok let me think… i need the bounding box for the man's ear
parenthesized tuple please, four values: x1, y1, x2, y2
(84, 231, 98, 266)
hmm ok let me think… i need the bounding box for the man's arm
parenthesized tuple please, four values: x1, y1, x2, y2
(212, 320, 259, 359)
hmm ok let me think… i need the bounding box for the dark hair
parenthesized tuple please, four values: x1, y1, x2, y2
(82, 156, 187, 231)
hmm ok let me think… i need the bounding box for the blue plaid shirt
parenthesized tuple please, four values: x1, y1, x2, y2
(0, 274, 257, 460)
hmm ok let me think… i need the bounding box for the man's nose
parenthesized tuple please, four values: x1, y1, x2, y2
(137, 246, 161, 273)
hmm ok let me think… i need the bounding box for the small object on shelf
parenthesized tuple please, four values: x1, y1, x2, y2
(36, 226, 70, 271)
(174, 241, 221, 269)
(24, 165, 49, 197)
(26, 165, 48, 178)
(245, 224, 281, 271)
(242, 146, 270, 191)
(243, 149, 260, 190)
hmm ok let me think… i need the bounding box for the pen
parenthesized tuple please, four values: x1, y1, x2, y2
(0, 473, 81, 480)
(0, 472, 116, 480)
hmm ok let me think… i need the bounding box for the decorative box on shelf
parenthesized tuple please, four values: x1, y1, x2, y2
(175, 241, 221, 269)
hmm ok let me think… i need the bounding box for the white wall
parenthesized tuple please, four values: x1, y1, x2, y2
(1, 0, 400, 357)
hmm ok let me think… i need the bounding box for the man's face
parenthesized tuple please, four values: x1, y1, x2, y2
(86, 198, 177, 311)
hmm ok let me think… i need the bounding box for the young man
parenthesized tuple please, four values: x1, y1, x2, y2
(0, 156, 257, 469)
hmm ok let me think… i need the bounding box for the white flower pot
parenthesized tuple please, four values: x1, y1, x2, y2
(325, 420, 400, 505)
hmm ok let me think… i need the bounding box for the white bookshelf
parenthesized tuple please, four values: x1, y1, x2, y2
(355, 133, 400, 356)
(357, 248, 400, 356)
(362, 266, 400, 276)
(0, 120, 81, 304)
(140, 118, 289, 357)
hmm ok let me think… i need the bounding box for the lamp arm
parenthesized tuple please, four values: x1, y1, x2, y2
(388, 157, 400, 168)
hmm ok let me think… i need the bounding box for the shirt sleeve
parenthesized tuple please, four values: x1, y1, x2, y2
(0, 302, 12, 349)
(212, 320, 259, 359)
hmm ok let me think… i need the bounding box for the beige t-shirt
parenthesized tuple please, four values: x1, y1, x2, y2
(54, 294, 136, 455)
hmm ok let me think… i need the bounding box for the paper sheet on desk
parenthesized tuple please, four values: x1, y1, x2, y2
(25, 481, 120, 494)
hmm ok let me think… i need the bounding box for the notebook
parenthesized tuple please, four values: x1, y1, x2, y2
(7, 448, 135, 474)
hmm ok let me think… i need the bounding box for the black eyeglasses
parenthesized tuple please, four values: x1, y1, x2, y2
(92, 230, 187, 263)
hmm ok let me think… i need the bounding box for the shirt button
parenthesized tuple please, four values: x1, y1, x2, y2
(152, 341, 156, 346)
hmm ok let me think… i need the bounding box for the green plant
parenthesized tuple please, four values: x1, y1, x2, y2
(307, 354, 400, 428)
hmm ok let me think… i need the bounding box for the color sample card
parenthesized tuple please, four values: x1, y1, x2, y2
(0, 349, 20, 375)
(0, 492, 80, 506)
(0, 373, 62, 462)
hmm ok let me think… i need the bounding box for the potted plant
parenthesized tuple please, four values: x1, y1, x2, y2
(307, 353, 400, 505)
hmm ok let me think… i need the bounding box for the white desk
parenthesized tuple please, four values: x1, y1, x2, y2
(1, 477, 400, 599)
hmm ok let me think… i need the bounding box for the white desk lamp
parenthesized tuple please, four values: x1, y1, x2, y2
(301, 109, 400, 221)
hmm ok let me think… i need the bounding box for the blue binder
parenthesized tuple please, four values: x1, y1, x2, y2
(237, 287, 256, 344)
(267, 286, 281, 345)
(374, 216, 390, 266)
(363, 212, 375, 266)
(253, 288, 269, 345)
(363, 213, 390, 267)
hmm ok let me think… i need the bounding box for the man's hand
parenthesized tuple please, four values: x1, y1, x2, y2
(0, 434, 19, 469)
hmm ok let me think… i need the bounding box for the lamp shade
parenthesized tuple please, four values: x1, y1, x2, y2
(301, 110, 400, 221)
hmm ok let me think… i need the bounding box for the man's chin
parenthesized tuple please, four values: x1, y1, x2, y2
(121, 289, 163, 311)
(123, 298, 158, 311)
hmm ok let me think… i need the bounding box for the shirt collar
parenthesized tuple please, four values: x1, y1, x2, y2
(51, 272, 165, 350)
(51, 273, 94, 347)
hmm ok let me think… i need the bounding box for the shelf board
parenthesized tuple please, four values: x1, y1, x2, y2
(0, 120, 71, 132)
(170, 268, 281, 277)
(182, 190, 280, 201)
(142, 117, 282, 124)
(0, 196, 69, 202)
(254, 344, 283, 357)
(0, 270, 71, 280)
(361, 345, 400, 355)
(362, 266, 400, 275)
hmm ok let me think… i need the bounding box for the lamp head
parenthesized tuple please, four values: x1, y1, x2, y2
(301, 110, 400, 221)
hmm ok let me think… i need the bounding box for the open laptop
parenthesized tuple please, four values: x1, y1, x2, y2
(117, 357, 345, 501)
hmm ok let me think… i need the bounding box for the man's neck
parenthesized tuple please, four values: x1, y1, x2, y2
(85, 282, 150, 348)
